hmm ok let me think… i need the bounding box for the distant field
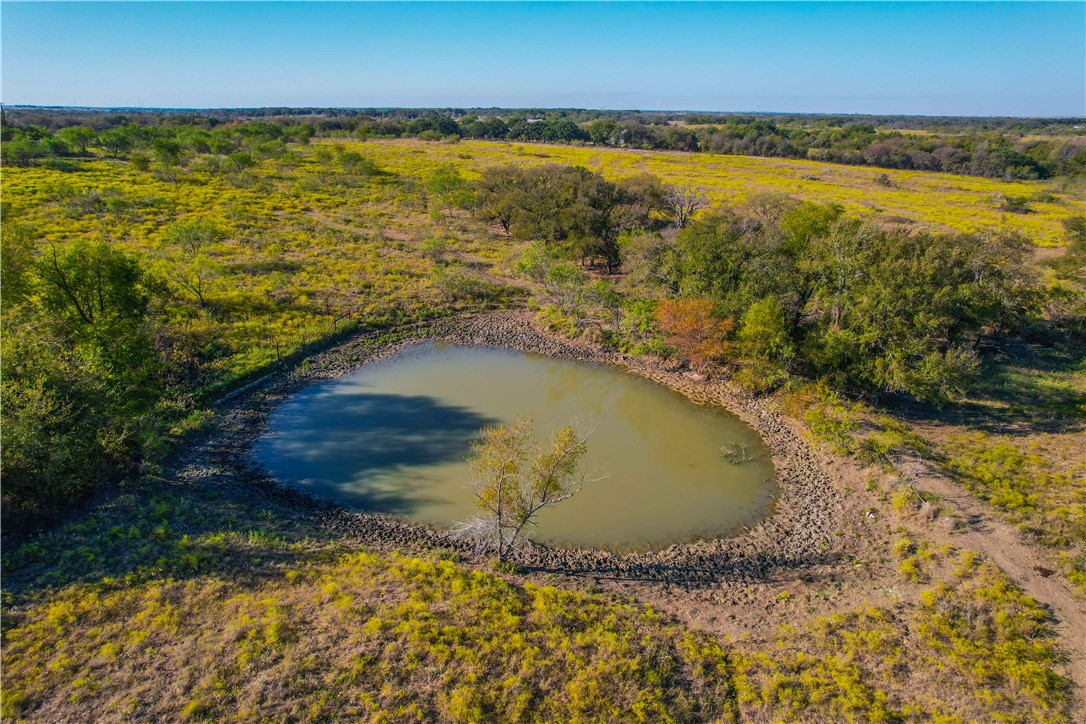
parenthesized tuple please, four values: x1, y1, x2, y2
(2, 149, 460, 386)
(360, 139, 1085, 246)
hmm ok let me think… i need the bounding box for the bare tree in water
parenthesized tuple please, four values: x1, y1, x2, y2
(457, 416, 603, 561)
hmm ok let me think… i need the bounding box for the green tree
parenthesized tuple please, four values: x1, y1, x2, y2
(58, 126, 96, 155)
(432, 264, 501, 304)
(152, 138, 183, 170)
(473, 164, 531, 235)
(38, 239, 150, 334)
(800, 225, 1031, 402)
(739, 295, 795, 368)
(514, 243, 589, 318)
(226, 151, 256, 173)
(130, 153, 152, 172)
(170, 255, 218, 309)
(161, 219, 224, 259)
(1, 221, 36, 307)
(160, 219, 224, 308)
(426, 164, 474, 209)
(337, 150, 381, 176)
(584, 279, 626, 337)
(1, 314, 114, 513)
(36, 239, 161, 411)
(474, 164, 664, 272)
(3, 240, 163, 517)
(99, 128, 134, 158)
(2, 136, 44, 166)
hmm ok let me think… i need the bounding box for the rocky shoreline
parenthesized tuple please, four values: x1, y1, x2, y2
(190, 311, 845, 585)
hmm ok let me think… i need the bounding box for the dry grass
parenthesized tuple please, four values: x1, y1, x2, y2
(3, 535, 1069, 722)
(2, 551, 737, 723)
(0, 461, 1072, 723)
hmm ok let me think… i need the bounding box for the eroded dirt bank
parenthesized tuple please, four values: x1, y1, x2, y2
(205, 311, 843, 583)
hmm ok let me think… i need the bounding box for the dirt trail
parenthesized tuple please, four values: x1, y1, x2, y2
(913, 463, 1086, 700)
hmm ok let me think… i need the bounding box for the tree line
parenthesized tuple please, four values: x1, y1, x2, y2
(5, 107, 1083, 180)
(1, 117, 314, 168)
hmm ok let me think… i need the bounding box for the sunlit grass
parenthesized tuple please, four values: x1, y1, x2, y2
(3, 518, 1069, 722)
(357, 138, 1084, 246)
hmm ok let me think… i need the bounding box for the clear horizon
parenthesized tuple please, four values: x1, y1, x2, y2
(2, 2, 1084, 117)
(4, 104, 1085, 121)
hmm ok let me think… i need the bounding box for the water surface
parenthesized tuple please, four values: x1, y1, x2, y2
(255, 342, 776, 549)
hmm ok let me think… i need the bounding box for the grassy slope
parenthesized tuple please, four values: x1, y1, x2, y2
(1, 470, 1070, 722)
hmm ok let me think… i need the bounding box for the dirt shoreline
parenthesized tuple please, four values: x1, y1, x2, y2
(164, 309, 1085, 706)
(196, 311, 844, 585)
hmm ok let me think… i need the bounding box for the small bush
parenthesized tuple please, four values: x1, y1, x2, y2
(999, 195, 1032, 214)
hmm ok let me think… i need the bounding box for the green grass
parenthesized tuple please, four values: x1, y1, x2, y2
(944, 434, 1086, 592)
(783, 373, 1086, 593)
(1, 454, 1073, 723)
(1, 146, 511, 392)
(3, 552, 741, 723)
(737, 548, 1069, 723)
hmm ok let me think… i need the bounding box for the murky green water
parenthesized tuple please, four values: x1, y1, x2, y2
(255, 342, 776, 549)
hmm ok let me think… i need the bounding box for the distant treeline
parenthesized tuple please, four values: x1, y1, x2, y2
(3, 106, 1086, 180)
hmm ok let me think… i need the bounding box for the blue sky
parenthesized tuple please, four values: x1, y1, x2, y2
(2, 2, 1083, 116)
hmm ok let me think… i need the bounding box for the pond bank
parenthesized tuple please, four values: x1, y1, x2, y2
(195, 311, 844, 584)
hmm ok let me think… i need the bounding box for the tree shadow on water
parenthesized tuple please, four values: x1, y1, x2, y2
(256, 392, 500, 516)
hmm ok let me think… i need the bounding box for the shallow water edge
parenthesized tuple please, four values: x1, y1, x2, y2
(255, 340, 778, 550)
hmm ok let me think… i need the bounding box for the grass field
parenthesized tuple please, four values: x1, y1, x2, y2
(2, 143, 497, 390)
(1, 473, 1070, 722)
(3, 138, 1080, 391)
(358, 139, 1085, 245)
(3, 138, 1082, 721)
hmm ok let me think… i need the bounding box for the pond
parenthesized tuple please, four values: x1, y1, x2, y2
(254, 342, 777, 550)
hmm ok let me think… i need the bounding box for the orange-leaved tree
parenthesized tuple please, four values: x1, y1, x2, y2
(656, 298, 734, 371)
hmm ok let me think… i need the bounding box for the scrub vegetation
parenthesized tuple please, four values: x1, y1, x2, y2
(2, 109, 1083, 721)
